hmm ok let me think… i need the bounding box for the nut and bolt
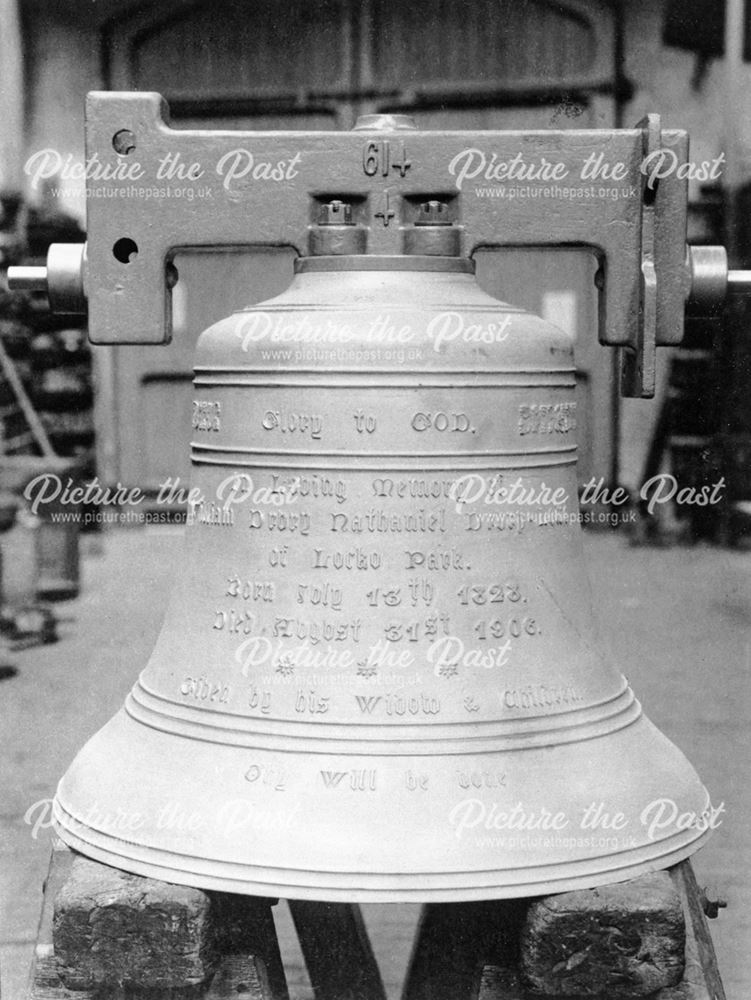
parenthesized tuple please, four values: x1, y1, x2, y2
(416, 200, 451, 226)
(700, 885, 728, 919)
(318, 201, 353, 226)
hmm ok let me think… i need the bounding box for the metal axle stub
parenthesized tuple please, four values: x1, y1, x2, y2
(8, 243, 86, 314)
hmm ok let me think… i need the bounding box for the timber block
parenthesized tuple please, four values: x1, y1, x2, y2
(519, 871, 685, 996)
(53, 855, 216, 991)
(44, 851, 288, 999)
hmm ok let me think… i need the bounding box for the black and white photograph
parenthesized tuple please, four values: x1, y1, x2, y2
(0, 2, 747, 998)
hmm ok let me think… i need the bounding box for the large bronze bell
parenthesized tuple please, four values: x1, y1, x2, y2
(52, 250, 711, 901)
(10, 95, 724, 903)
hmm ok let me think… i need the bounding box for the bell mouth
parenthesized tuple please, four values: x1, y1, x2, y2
(294, 254, 476, 274)
(53, 704, 712, 902)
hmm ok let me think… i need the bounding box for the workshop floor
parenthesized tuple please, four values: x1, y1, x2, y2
(0, 525, 748, 999)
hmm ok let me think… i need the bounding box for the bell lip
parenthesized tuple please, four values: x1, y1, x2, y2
(294, 255, 476, 274)
(52, 794, 712, 903)
(52, 702, 714, 904)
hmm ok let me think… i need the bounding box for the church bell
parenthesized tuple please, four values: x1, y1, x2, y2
(11, 95, 725, 902)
